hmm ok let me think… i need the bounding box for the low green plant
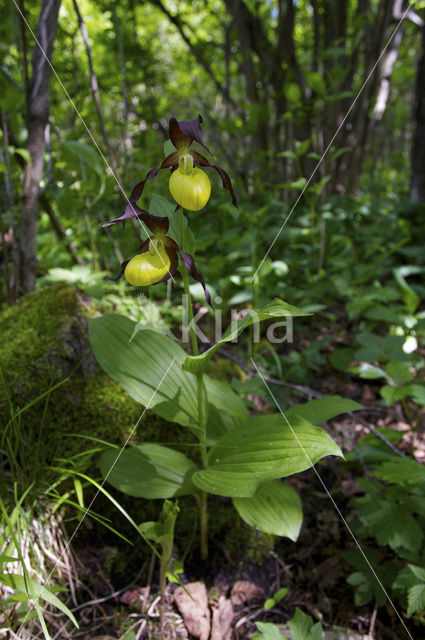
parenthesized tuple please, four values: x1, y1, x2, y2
(139, 500, 179, 631)
(345, 433, 425, 622)
(89, 116, 351, 561)
(253, 607, 323, 640)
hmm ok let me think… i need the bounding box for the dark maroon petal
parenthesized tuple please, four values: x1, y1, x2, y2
(178, 250, 212, 307)
(210, 165, 238, 208)
(190, 151, 238, 208)
(169, 117, 192, 151)
(104, 204, 170, 235)
(130, 152, 179, 202)
(106, 260, 129, 281)
(169, 116, 214, 157)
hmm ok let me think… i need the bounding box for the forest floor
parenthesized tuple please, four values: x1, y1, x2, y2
(60, 348, 424, 640)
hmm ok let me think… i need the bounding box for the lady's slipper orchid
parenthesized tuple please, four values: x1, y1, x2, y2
(109, 208, 211, 305)
(104, 115, 237, 226)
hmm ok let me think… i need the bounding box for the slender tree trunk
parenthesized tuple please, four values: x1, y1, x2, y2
(72, 0, 118, 176)
(410, 25, 425, 203)
(20, 0, 62, 293)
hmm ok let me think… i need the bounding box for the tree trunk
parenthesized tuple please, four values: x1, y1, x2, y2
(20, 0, 62, 293)
(410, 25, 425, 203)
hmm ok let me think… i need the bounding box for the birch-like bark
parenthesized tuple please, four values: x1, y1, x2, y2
(410, 25, 425, 203)
(20, 0, 62, 293)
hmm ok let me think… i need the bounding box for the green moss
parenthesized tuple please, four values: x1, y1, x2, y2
(0, 283, 77, 396)
(0, 284, 173, 467)
(205, 357, 243, 383)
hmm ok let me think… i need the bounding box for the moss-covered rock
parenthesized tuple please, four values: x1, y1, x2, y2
(0, 283, 168, 466)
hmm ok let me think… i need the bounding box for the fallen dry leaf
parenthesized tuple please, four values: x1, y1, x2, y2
(210, 594, 233, 640)
(230, 580, 264, 607)
(173, 581, 211, 640)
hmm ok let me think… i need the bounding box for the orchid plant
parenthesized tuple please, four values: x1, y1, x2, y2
(89, 116, 352, 563)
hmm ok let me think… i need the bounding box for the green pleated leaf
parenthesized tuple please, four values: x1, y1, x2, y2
(233, 480, 302, 540)
(89, 315, 245, 428)
(254, 621, 288, 640)
(285, 395, 363, 425)
(0, 574, 78, 628)
(206, 376, 248, 424)
(182, 299, 310, 375)
(373, 458, 425, 484)
(192, 414, 343, 497)
(99, 443, 199, 499)
(393, 266, 422, 314)
(407, 584, 425, 617)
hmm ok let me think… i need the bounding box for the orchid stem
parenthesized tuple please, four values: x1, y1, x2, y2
(179, 208, 198, 356)
(197, 373, 208, 560)
(179, 207, 208, 558)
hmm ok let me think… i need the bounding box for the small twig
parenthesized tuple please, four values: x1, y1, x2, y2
(218, 348, 324, 398)
(353, 415, 407, 457)
(369, 603, 378, 638)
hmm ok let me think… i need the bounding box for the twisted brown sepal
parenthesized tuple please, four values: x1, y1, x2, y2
(129, 152, 179, 203)
(178, 250, 212, 307)
(106, 260, 130, 282)
(104, 203, 170, 233)
(191, 150, 238, 208)
(169, 115, 214, 157)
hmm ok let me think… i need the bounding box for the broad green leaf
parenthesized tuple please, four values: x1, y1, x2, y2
(284, 82, 302, 103)
(183, 299, 309, 375)
(410, 385, 425, 407)
(380, 384, 411, 405)
(254, 621, 288, 640)
(285, 395, 363, 425)
(59, 140, 103, 177)
(407, 584, 425, 616)
(295, 139, 310, 156)
(89, 316, 199, 426)
(364, 305, 403, 324)
(13, 147, 31, 164)
(139, 520, 164, 542)
(89, 315, 244, 428)
(274, 588, 288, 601)
(290, 608, 323, 640)
(0, 574, 78, 628)
(357, 497, 423, 552)
(394, 266, 423, 314)
(192, 415, 343, 497)
(386, 361, 414, 385)
(346, 556, 398, 607)
(233, 480, 302, 540)
(349, 363, 386, 379)
(290, 177, 307, 190)
(373, 458, 425, 484)
(305, 71, 326, 94)
(140, 500, 179, 563)
(99, 443, 199, 499)
(408, 565, 425, 583)
(206, 377, 248, 424)
(381, 383, 425, 406)
(277, 150, 297, 160)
